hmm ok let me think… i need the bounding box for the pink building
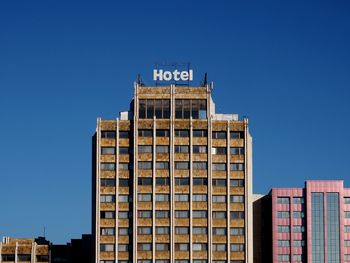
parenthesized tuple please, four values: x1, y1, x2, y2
(270, 180, 350, 263)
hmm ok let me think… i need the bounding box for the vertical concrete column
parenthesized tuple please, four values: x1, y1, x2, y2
(226, 120, 231, 262)
(133, 82, 139, 262)
(244, 118, 253, 263)
(96, 118, 101, 263)
(152, 116, 157, 263)
(115, 119, 120, 262)
(15, 242, 18, 263)
(170, 84, 175, 263)
(189, 117, 193, 261)
(31, 241, 35, 263)
(207, 84, 213, 262)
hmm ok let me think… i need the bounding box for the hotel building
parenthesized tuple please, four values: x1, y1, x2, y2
(254, 180, 350, 263)
(92, 81, 253, 263)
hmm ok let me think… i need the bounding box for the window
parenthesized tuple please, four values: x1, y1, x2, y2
(213, 195, 226, 203)
(138, 145, 152, 153)
(277, 211, 290, 218)
(230, 195, 244, 203)
(156, 210, 170, 218)
(101, 228, 115, 235)
(193, 210, 208, 218)
(346, 254, 350, 261)
(175, 129, 189, 137)
(101, 195, 115, 203)
(193, 162, 207, 170)
(156, 178, 169, 185)
(156, 145, 169, 153)
(156, 162, 169, 169)
(156, 129, 170, 137)
(175, 178, 190, 186)
(119, 131, 129, 138)
(175, 99, 206, 119)
(345, 197, 350, 204)
(293, 197, 304, 204)
(193, 178, 208, 186)
(213, 228, 226, 235)
(212, 131, 226, 139)
(137, 243, 152, 251)
(101, 211, 115, 219)
(175, 161, 189, 169)
(101, 131, 116, 138)
(230, 131, 244, 139)
(345, 240, 350, 247)
(193, 145, 207, 153)
(175, 243, 189, 251)
(101, 244, 115, 252)
(212, 147, 226, 155)
(231, 212, 244, 219)
(292, 226, 305, 233)
(101, 163, 115, 171)
(230, 179, 244, 187)
(345, 226, 350, 233)
(101, 147, 115, 155)
(212, 244, 227, 251)
(138, 129, 153, 137)
(156, 243, 169, 251)
(230, 244, 244, 251)
(230, 163, 244, 171)
(175, 227, 189, 235)
(212, 179, 227, 186)
(230, 147, 244, 155)
(17, 255, 31, 261)
(138, 227, 152, 235)
(119, 228, 129, 235)
(213, 211, 226, 219)
(293, 255, 303, 261)
(278, 240, 290, 247)
(101, 179, 115, 187)
(119, 163, 130, 170)
(293, 240, 305, 247)
(118, 244, 129, 252)
(277, 225, 290, 233)
(230, 227, 244, 235)
(193, 194, 207, 202)
(139, 99, 170, 119)
(138, 210, 152, 218)
(156, 194, 170, 202)
(345, 211, 350, 218)
(2, 255, 15, 261)
(138, 177, 152, 185)
(193, 227, 207, 235)
(175, 194, 189, 202)
(119, 179, 130, 187)
(277, 255, 290, 262)
(193, 130, 207, 137)
(138, 161, 152, 169)
(156, 227, 170, 235)
(175, 210, 189, 218)
(118, 212, 129, 219)
(277, 197, 290, 204)
(293, 211, 304, 218)
(119, 147, 129, 154)
(138, 194, 152, 202)
(175, 145, 189, 153)
(193, 243, 207, 251)
(212, 163, 226, 171)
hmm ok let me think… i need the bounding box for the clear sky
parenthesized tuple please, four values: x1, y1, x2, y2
(1, 0, 350, 243)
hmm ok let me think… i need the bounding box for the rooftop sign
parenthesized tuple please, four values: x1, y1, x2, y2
(153, 69, 193, 82)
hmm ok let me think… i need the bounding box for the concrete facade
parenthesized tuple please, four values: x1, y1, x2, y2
(92, 83, 253, 263)
(0, 237, 49, 263)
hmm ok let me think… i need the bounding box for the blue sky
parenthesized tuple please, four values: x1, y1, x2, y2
(0, 0, 349, 243)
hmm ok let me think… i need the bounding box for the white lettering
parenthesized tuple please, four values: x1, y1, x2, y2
(173, 69, 181, 81)
(153, 69, 194, 82)
(153, 69, 163, 81)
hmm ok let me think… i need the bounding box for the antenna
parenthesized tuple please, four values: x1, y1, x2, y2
(43, 226, 46, 238)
